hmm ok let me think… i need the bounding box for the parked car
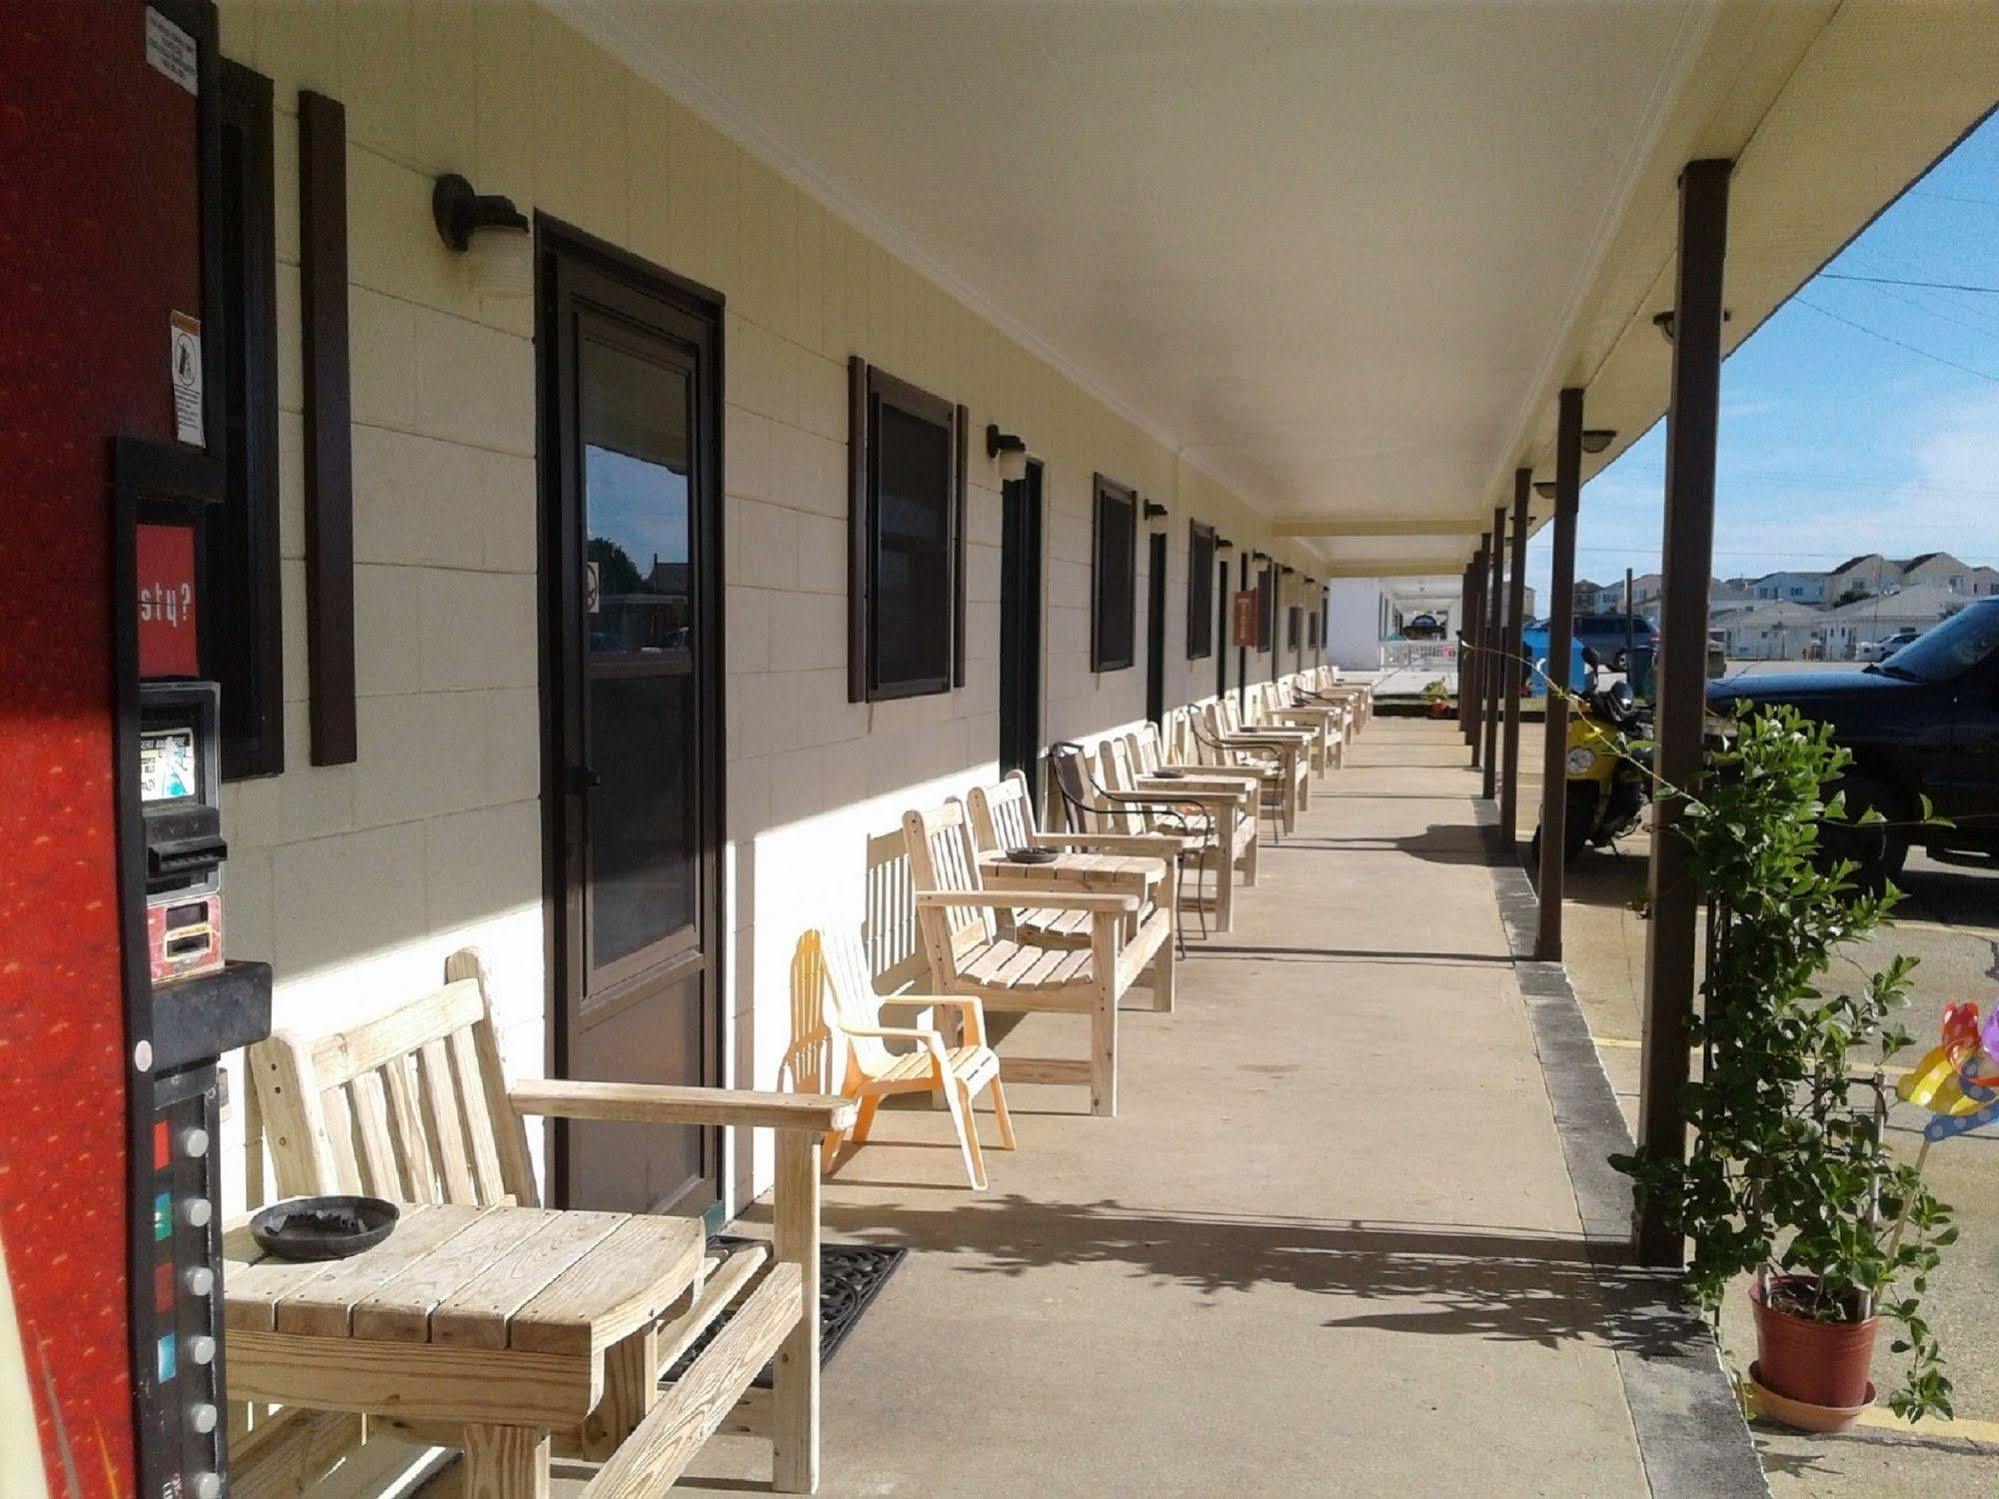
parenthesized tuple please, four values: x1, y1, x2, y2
(1403, 612, 1445, 640)
(1574, 613, 1657, 671)
(1709, 598, 1999, 884)
(1856, 628, 1921, 663)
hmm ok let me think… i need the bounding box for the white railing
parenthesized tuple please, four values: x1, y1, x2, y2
(1380, 640, 1458, 672)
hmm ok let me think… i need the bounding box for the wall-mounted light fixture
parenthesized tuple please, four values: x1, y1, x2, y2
(433, 173, 530, 299)
(985, 425, 1028, 482)
(1215, 536, 1235, 550)
(1652, 309, 1731, 343)
(1580, 429, 1616, 454)
(1142, 500, 1168, 523)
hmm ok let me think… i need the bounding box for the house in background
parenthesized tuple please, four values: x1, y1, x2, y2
(1752, 569, 1827, 603)
(1895, 552, 1972, 593)
(1825, 553, 1900, 603)
(1709, 577, 1757, 610)
(1713, 601, 1826, 661)
(1971, 566, 1999, 597)
(1819, 584, 1969, 659)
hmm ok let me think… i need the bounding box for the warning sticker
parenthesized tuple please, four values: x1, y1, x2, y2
(170, 311, 204, 448)
(145, 7, 198, 95)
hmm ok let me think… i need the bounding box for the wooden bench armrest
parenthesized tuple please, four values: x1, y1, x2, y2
(1132, 779, 1251, 807)
(509, 1079, 857, 1134)
(1154, 763, 1260, 785)
(913, 889, 1140, 914)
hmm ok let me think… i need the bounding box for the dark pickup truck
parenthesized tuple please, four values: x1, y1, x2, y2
(1707, 597, 1999, 884)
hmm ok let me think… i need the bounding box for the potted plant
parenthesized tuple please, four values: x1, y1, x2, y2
(1421, 678, 1452, 718)
(1611, 703, 1957, 1428)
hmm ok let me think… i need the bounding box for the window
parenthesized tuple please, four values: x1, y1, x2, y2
(1186, 521, 1215, 659)
(1091, 474, 1137, 671)
(848, 359, 965, 701)
(1287, 605, 1301, 652)
(211, 59, 284, 778)
(1256, 563, 1275, 651)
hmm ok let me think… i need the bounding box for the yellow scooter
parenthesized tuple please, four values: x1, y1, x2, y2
(1531, 648, 1651, 867)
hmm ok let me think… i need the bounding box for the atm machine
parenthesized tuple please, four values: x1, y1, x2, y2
(117, 438, 272, 1499)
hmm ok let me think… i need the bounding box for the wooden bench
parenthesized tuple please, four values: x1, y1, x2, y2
(1255, 678, 1346, 772)
(969, 767, 1190, 947)
(243, 948, 854, 1496)
(1194, 700, 1308, 832)
(1124, 723, 1263, 886)
(1096, 734, 1258, 933)
(903, 799, 1173, 1117)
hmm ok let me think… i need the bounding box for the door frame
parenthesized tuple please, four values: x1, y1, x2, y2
(999, 459, 1046, 803)
(1145, 529, 1167, 725)
(534, 216, 727, 1211)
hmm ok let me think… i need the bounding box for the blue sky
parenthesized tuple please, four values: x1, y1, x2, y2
(1534, 109, 1999, 602)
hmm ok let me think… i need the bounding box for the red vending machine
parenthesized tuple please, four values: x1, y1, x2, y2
(0, 5, 269, 1495)
(116, 440, 273, 1499)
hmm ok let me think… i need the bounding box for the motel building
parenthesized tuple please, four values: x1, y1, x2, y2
(2, 4, 1996, 1497)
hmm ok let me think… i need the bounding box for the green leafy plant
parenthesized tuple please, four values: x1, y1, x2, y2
(1607, 702, 1957, 1421)
(1421, 678, 1450, 701)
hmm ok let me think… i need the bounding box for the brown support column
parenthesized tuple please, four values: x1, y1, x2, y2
(1481, 508, 1505, 798)
(1636, 159, 1732, 1267)
(1498, 469, 1530, 852)
(1461, 557, 1482, 748)
(1463, 555, 1479, 755)
(1536, 389, 1585, 960)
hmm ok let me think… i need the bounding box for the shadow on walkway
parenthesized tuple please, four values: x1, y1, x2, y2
(797, 1196, 1700, 1359)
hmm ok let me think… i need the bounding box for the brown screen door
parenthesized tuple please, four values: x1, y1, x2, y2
(540, 229, 723, 1216)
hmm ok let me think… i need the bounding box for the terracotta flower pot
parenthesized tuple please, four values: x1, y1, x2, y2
(1750, 1276, 1877, 1412)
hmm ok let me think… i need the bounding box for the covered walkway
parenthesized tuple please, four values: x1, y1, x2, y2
(660, 718, 1757, 1498)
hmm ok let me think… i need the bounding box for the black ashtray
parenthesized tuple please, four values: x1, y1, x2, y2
(1004, 846, 1059, 865)
(250, 1196, 399, 1261)
(1149, 769, 1186, 779)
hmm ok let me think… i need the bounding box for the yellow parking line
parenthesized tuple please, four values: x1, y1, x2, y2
(1852, 1406, 1999, 1445)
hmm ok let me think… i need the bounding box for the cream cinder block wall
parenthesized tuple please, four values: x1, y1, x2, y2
(214, 0, 1319, 1214)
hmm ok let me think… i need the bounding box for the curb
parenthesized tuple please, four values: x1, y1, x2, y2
(1478, 804, 1771, 1499)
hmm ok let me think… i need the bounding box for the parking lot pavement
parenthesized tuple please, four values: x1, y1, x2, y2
(1550, 822, 1999, 1495)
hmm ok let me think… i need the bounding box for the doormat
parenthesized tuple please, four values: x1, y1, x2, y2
(664, 1237, 907, 1388)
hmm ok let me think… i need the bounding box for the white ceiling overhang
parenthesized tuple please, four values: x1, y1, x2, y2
(562, 0, 1999, 575)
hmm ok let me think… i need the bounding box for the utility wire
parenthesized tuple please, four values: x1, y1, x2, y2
(1819, 271, 1999, 295)
(1792, 297, 1999, 385)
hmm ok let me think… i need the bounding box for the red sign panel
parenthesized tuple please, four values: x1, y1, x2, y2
(136, 522, 199, 677)
(1230, 589, 1260, 648)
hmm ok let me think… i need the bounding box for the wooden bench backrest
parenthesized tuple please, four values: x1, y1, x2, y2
(966, 770, 1036, 854)
(863, 826, 931, 996)
(1093, 739, 1147, 832)
(250, 949, 536, 1208)
(901, 800, 993, 983)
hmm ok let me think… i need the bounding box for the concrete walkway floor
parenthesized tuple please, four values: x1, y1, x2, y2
(651, 718, 1740, 1497)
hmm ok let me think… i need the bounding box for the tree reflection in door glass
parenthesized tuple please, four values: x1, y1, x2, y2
(581, 336, 696, 971)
